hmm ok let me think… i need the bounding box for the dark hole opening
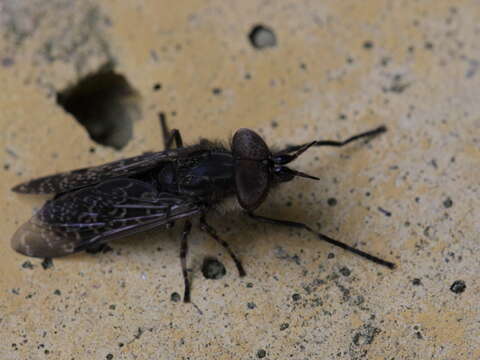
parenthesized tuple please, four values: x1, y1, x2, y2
(249, 25, 277, 49)
(56, 67, 141, 150)
(201, 257, 226, 280)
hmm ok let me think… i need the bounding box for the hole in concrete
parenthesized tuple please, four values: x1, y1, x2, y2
(249, 25, 277, 49)
(201, 257, 226, 280)
(56, 67, 141, 150)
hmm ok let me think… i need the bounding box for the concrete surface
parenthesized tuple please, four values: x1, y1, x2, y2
(1, 0, 479, 359)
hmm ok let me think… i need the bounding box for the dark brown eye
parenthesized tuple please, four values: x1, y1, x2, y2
(232, 129, 271, 210)
(235, 160, 270, 210)
(232, 129, 270, 160)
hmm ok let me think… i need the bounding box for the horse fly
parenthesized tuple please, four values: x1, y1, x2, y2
(11, 115, 395, 302)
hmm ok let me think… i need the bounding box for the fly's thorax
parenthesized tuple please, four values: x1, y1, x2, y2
(174, 151, 236, 202)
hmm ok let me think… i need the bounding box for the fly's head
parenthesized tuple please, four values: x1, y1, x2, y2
(232, 128, 318, 211)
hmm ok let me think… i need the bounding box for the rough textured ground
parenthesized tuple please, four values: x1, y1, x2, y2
(1, 1, 479, 359)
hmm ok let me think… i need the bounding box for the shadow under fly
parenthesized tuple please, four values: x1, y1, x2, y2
(11, 114, 395, 302)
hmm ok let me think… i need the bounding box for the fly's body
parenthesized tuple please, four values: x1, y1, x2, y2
(11, 116, 395, 302)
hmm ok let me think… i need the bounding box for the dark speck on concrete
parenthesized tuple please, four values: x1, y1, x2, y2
(170, 292, 181, 302)
(378, 207, 392, 217)
(201, 257, 226, 279)
(212, 87, 222, 95)
(271, 120, 278, 128)
(363, 40, 374, 49)
(106, 354, 113, 360)
(53, 289, 61, 296)
(292, 293, 301, 301)
(153, 83, 162, 91)
(450, 280, 466, 294)
(412, 278, 422, 286)
(327, 197, 337, 207)
(280, 323, 289, 331)
(246, 282, 254, 288)
(425, 42, 434, 50)
(257, 349, 267, 358)
(339, 267, 351, 277)
(247, 302, 256, 309)
(443, 197, 453, 208)
(327, 253, 335, 259)
(22, 261, 34, 269)
(41, 258, 53, 270)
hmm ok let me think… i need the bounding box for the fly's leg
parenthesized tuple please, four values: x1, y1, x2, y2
(180, 220, 192, 302)
(200, 216, 246, 277)
(159, 112, 183, 149)
(247, 212, 395, 269)
(275, 125, 387, 154)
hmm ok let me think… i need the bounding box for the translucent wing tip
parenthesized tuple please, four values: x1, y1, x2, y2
(11, 220, 74, 258)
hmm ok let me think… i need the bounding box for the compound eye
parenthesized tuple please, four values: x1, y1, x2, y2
(235, 160, 269, 211)
(232, 129, 270, 160)
(232, 128, 271, 210)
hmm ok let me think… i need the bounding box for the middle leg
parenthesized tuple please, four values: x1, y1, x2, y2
(179, 220, 193, 302)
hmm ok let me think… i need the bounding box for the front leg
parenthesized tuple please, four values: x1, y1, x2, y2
(159, 113, 183, 150)
(247, 212, 395, 269)
(275, 125, 387, 154)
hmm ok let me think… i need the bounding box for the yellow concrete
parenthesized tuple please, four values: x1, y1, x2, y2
(1, 0, 479, 358)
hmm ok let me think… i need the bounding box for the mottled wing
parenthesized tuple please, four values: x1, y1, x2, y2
(11, 178, 201, 257)
(12, 150, 180, 194)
